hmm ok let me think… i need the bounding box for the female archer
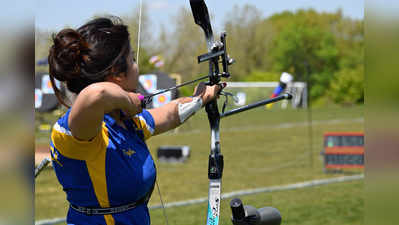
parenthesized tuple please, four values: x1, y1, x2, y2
(48, 16, 224, 225)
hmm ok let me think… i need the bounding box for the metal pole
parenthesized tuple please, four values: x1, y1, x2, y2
(304, 61, 313, 169)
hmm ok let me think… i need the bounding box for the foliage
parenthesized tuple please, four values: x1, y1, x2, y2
(327, 65, 364, 104)
(224, 8, 363, 104)
(224, 5, 273, 80)
(243, 70, 280, 82)
(269, 10, 346, 101)
(158, 7, 206, 81)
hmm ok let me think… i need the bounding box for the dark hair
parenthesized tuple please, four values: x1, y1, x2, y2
(48, 16, 131, 107)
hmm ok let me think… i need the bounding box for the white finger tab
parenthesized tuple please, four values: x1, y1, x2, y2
(178, 97, 203, 123)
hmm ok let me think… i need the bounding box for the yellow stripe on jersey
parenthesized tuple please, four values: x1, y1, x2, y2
(51, 122, 109, 161)
(104, 215, 115, 225)
(52, 121, 114, 223)
(85, 138, 114, 224)
(85, 140, 110, 208)
(133, 116, 154, 140)
(50, 146, 63, 167)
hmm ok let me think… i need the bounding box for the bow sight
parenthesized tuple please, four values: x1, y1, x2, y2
(140, 33, 234, 108)
(197, 32, 235, 85)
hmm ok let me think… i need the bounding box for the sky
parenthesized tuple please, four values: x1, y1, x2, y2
(36, 0, 364, 33)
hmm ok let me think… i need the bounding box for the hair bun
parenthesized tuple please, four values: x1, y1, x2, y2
(48, 28, 89, 82)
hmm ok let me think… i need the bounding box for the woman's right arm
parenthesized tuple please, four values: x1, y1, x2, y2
(68, 82, 142, 141)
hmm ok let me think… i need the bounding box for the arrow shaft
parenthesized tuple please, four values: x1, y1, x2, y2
(145, 75, 209, 99)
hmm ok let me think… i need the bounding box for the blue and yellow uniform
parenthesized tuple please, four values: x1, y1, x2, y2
(49, 109, 157, 225)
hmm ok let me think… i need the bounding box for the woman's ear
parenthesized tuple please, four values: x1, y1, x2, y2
(105, 67, 125, 84)
(105, 74, 121, 84)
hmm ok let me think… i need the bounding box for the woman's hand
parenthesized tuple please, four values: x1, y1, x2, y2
(193, 82, 226, 105)
(124, 92, 143, 117)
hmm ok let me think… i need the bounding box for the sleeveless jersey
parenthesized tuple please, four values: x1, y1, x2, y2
(49, 109, 156, 225)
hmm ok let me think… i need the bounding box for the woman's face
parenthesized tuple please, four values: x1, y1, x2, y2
(119, 52, 139, 92)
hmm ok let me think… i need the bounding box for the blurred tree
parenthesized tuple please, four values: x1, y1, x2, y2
(243, 70, 280, 82)
(121, 2, 155, 74)
(328, 17, 364, 105)
(270, 22, 339, 99)
(224, 5, 274, 80)
(328, 65, 364, 104)
(35, 28, 53, 72)
(156, 7, 205, 82)
(268, 9, 363, 103)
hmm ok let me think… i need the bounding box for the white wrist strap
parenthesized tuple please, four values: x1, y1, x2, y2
(178, 97, 203, 123)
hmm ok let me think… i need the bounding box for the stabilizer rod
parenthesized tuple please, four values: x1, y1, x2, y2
(221, 93, 292, 118)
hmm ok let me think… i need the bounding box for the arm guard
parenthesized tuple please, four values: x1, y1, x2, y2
(178, 96, 203, 123)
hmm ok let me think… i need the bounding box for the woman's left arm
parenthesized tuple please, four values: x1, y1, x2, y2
(148, 82, 224, 135)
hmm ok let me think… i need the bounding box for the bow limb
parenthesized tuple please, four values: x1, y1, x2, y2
(190, 0, 221, 85)
(190, 0, 214, 50)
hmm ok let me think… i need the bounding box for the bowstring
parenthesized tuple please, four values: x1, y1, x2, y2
(136, 1, 169, 225)
(156, 180, 170, 225)
(136, 0, 142, 66)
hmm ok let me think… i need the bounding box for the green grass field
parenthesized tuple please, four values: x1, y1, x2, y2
(35, 105, 364, 224)
(149, 180, 364, 225)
